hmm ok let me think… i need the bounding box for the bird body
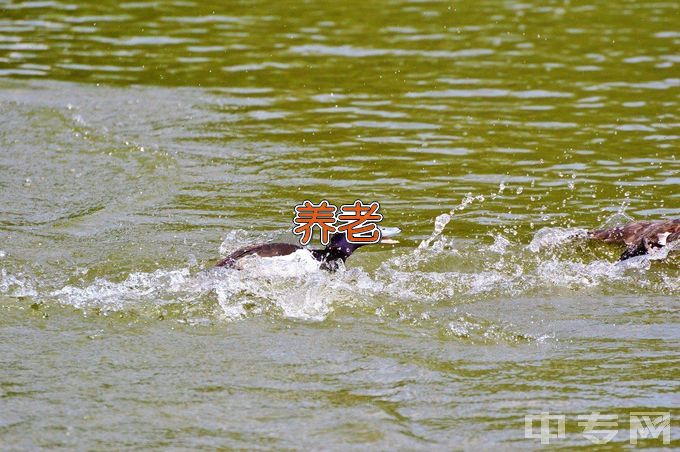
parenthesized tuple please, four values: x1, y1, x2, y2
(589, 219, 679, 260)
(217, 227, 401, 271)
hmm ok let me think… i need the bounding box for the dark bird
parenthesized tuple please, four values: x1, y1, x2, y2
(216, 226, 401, 271)
(589, 219, 679, 260)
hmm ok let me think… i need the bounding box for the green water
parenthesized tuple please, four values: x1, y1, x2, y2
(1, 0, 678, 448)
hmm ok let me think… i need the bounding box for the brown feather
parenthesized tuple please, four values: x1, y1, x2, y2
(589, 219, 680, 260)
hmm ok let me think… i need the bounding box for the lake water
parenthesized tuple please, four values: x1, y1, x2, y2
(0, 0, 678, 448)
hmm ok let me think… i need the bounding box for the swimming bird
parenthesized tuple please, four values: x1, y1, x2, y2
(216, 226, 401, 271)
(589, 219, 679, 260)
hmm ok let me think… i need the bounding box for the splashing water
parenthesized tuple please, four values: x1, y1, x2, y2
(418, 193, 486, 250)
(1, 212, 677, 330)
(0, 268, 38, 298)
(527, 227, 589, 253)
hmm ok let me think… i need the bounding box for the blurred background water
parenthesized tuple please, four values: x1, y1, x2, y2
(0, 0, 678, 448)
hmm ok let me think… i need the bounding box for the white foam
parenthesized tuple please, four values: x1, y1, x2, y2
(0, 268, 37, 298)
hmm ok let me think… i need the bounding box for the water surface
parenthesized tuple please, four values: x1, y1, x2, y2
(0, 0, 678, 448)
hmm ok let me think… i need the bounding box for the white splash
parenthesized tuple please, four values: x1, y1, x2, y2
(1, 212, 677, 328)
(527, 227, 589, 252)
(0, 268, 37, 298)
(418, 193, 486, 250)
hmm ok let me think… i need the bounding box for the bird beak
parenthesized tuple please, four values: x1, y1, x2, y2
(378, 226, 401, 244)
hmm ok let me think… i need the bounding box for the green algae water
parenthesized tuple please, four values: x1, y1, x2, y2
(1, 0, 678, 448)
